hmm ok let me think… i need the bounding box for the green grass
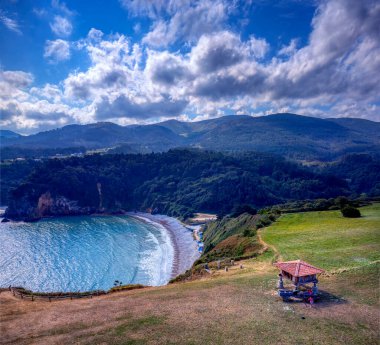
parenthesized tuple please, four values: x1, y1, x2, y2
(261, 203, 380, 271)
(2, 204, 380, 345)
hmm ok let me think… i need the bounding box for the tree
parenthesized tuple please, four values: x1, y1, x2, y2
(341, 206, 361, 218)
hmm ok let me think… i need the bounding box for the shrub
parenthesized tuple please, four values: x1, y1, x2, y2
(341, 206, 361, 218)
(243, 228, 252, 237)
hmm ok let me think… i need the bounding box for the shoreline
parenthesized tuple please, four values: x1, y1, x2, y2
(0, 212, 200, 291)
(128, 213, 200, 281)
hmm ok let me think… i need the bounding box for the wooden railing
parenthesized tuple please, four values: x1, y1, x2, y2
(9, 286, 107, 302)
(6, 284, 145, 302)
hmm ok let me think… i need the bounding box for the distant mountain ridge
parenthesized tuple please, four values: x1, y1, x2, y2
(0, 130, 22, 139)
(2, 114, 380, 161)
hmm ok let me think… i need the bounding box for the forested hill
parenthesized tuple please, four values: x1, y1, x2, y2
(5, 150, 347, 221)
(2, 114, 380, 161)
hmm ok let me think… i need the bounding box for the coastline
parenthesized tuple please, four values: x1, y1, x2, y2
(0, 212, 200, 291)
(128, 213, 200, 280)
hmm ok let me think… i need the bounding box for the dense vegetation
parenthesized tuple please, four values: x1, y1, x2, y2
(341, 205, 361, 218)
(4, 149, 348, 220)
(0, 160, 41, 206)
(322, 153, 380, 197)
(2, 114, 379, 161)
(198, 213, 272, 262)
(0, 146, 86, 160)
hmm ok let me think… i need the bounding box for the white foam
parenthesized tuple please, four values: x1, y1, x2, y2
(130, 213, 200, 284)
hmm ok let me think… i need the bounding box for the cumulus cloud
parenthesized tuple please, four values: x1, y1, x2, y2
(135, 0, 229, 47)
(87, 28, 104, 42)
(0, 70, 76, 132)
(2, 0, 380, 133)
(94, 94, 188, 120)
(44, 39, 71, 62)
(146, 50, 191, 86)
(63, 32, 188, 120)
(278, 39, 298, 57)
(50, 15, 72, 36)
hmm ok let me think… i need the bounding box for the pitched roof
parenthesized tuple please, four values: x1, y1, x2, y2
(275, 260, 324, 277)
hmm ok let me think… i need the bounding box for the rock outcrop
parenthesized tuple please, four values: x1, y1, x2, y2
(4, 192, 96, 221)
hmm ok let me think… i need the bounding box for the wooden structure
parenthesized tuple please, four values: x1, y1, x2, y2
(274, 260, 324, 302)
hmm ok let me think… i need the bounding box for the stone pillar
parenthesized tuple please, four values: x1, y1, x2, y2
(277, 273, 284, 289)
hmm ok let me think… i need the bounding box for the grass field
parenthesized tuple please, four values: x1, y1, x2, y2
(1, 204, 379, 345)
(262, 203, 380, 271)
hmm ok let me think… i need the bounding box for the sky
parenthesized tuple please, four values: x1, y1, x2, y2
(0, 0, 379, 134)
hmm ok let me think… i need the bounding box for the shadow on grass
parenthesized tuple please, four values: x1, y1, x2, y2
(279, 289, 347, 309)
(316, 289, 348, 307)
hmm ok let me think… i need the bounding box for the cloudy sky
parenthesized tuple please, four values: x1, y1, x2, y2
(0, 0, 379, 134)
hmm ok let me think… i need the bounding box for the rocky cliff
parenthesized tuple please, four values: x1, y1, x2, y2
(4, 192, 96, 221)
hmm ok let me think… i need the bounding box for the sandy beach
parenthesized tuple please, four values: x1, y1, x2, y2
(128, 213, 200, 280)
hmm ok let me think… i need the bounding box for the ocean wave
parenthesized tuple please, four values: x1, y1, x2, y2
(0, 214, 199, 292)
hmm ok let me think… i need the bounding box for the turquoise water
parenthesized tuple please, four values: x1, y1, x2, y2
(0, 215, 174, 292)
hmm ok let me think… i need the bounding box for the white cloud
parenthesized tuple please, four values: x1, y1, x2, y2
(248, 36, 269, 59)
(51, 0, 75, 17)
(0, 70, 77, 132)
(278, 39, 298, 57)
(142, 0, 229, 47)
(2, 0, 380, 133)
(87, 28, 104, 41)
(0, 10, 21, 34)
(50, 15, 72, 36)
(44, 39, 71, 62)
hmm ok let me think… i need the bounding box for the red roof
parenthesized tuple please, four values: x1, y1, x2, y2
(275, 260, 324, 277)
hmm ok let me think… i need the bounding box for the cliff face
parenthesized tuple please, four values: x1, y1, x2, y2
(5, 192, 96, 221)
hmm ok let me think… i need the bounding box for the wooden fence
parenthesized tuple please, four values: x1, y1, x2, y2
(9, 287, 107, 302)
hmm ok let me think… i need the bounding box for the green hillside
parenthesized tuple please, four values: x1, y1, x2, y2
(261, 203, 380, 271)
(4, 150, 347, 220)
(2, 114, 380, 161)
(2, 204, 379, 344)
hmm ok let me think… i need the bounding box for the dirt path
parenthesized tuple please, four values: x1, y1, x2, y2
(257, 227, 281, 262)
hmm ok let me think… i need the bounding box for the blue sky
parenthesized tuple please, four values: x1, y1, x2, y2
(0, 0, 379, 133)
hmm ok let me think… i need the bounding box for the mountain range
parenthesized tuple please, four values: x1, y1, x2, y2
(2, 114, 380, 161)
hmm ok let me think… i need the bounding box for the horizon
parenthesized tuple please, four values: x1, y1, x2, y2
(2, 112, 380, 137)
(0, 0, 379, 134)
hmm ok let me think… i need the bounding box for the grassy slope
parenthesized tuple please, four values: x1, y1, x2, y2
(261, 203, 380, 271)
(201, 213, 263, 260)
(1, 205, 379, 345)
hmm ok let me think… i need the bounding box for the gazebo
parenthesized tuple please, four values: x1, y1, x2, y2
(274, 260, 324, 302)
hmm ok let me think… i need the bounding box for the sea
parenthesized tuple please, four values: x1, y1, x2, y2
(0, 214, 197, 292)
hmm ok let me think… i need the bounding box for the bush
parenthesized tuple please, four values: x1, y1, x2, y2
(243, 228, 252, 237)
(341, 206, 361, 218)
